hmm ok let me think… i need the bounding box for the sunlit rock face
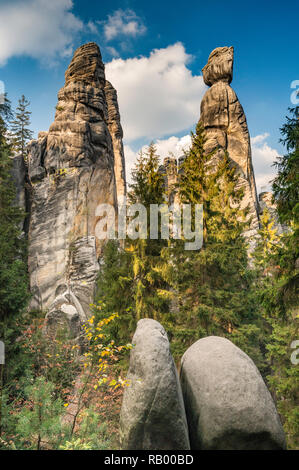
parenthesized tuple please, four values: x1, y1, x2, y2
(104, 80, 126, 204)
(27, 43, 125, 336)
(200, 47, 259, 242)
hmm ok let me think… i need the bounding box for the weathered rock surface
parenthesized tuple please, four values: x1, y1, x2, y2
(202, 46, 234, 87)
(27, 43, 125, 335)
(200, 47, 259, 243)
(159, 157, 179, 205)
(11, 155, 28, 231)
(120, 319, 190, 450)
(11, 156, 26, 213)
(180, 336, 286, 450)
(259, 191, 288, 235)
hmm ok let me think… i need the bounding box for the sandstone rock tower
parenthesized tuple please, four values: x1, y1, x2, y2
(104, 80, 126, 204)
(200, 46, 259, 239)
(27, 43, 126, 336)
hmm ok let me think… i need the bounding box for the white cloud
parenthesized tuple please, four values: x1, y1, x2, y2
(0, 0, 83, 65)
(103, 9, 146, 42)
(251, 133, 281, 193)
(125, 132, 281, 195)
(124, 144, 139, 186)
(106, 43, 207, 142)
(124, 134, 192, 185)
(155, 135, 192, 160)
(87, 20, 99, 35)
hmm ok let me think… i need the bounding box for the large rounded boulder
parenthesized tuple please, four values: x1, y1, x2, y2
(120, 319, 190, 450)
(180, 336, 286, 450)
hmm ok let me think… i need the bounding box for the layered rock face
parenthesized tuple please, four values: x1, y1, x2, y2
(159, 157, 180, 205)
(120, 319, 190, 450)
(11, 155, 28, 231)
(200, 47, 259, 241)
(180, 336, 286, 450)
(259, 191, 287, 235)
(27, 43, 125, 335)
(104, 81, 126, 204)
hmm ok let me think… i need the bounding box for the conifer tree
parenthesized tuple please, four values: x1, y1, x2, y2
(94, 240, 134, 343)
(0, 96, 28, 327)
(95, 143, 170, 340)
(255, 107, 299, 448)
(10, 95, 33, 161)
(128, 143, 170, 322)
(273, 106, 299, 225)
(164, 122, 263, 362)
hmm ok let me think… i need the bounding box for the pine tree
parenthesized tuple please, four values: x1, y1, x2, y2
(10, 95, 33, 161)
(15, 377, 65, 450)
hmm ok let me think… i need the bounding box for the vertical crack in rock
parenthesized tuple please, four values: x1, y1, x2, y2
(27, 42, 125, 338)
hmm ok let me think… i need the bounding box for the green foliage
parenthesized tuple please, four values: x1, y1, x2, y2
(163, 122, 263, 362)
(95, 241, 134, 342)
(0, 94, 13, 145)
(95, 143, 170, 340)
(255, 214, 299, 448)
(128, 143, 170, 322)
(272, 106, 299, 225)
(129, 142, 165, 208)
(2, 312, 80, 401)
(265, 318, 299, 449)
(82, 312, 132, 390)
(1, 312, 129, 450)
(253, 107, 299, 448)
(15, 377, 66, 450)
(10, 95, 33, 161)
(59, 408, 111, 450)
(0, 96, 29, 326)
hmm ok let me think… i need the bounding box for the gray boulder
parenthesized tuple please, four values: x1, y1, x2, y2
(180, 336, 286, 450)
(120, 319, 190, 450)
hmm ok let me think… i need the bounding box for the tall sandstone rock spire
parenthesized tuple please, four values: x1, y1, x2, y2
(27, 43, 126, 337)
(200, 46, 259, 240)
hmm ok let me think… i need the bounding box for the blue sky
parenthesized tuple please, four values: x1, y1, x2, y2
(0, 0, 298, 191)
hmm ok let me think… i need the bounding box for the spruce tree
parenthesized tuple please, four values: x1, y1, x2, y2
(0, 96, 29, 327)
(273, 106, 299, 225)
(95, 143, 170, 341)
(255, 107, 299, 448)
(164, 122, 263, 363)
(94, 240, 134, 343)
(128, 143, 170, 322)
(10, 95, 33, 161)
